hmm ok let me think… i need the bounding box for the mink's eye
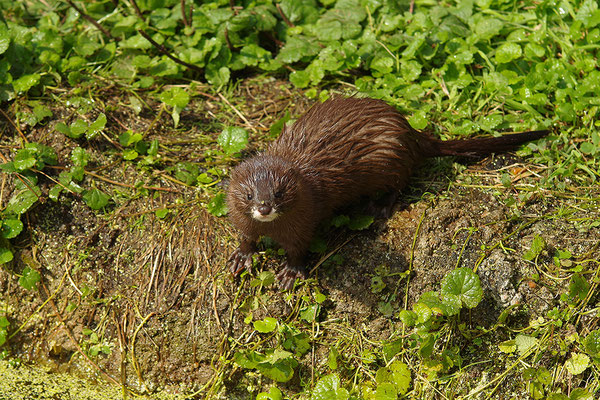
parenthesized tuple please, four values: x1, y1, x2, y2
(274, 190, 283, 199)
(247, 193, 253, 201)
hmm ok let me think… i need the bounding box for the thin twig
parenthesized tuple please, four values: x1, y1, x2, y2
(64, 0, 117, 40)
(223, 28, 234, 51)
(276, 3, 294, 27)
(229, 0, 238, 15)
(84, 169, 181, 193)
(217, 92, 257, 133)
(0, 107, 27, 142)
(137, 29, 204, 74)
(181, 0, 190, 27)
(129, 0, 144, 19)
(130, 311, 157, 388)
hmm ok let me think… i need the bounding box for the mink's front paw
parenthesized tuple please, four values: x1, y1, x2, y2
(228, 247, 254, 276)
(276, 263, 307, 290)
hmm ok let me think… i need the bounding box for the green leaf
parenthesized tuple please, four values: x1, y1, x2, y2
(148, 139, 159, 156)
(472, 16, 503, 40)
(312, 374, 349, 400)
(0, 247, 13, 265)
(408, 110, 428, 130)
(253, 317, 277, 333)
(583, 329, 600, 357)
(565, 353, 589, 375)
(19, 266, 40, 290)
(70, 119, 88, 139)
(327, 348, 339, 370)
(122, 149, 138, 160)
(568, 274, 590, 302)
(277, 36, 320, 64)
(515, 334, 538, 355)
(375, 360, 411, 396)
(398, 310, 417, 326)
(300, 304, 320, 323)
(478, 114, 503, 132)
(82, 188, 110, 210)
(0, 322, 7, 346)
(70, 166, 85, 182)
(155, 208, 169, 219)
(523, 234, 546, 261)
(374, 382, 397, 400)
(0, 22, 9, 55)
(87, 113, 106, 139)
(207, 192, 228, 217)
(370, 55, 395, 75)
(258, 359, 295, 383)
(218, 126, 248, 155)
(71, 147, 89, 167)
(316, 19, 342, 41)
(580, 141, 596, 155)
(256, 387, 283, 400)
(159, 87, 190, 109)
(289, 70, 311, 88)
(13, 149, 36, 171)
(205, 65, 230, 87)
(4, 185, 40, 215)
(347, 215, 373, 230)
(524, 42, 545, 59)
(440, 267, 483, 309)
(569, 388, 594, 400)
(56, 122, 75, 138)
(12, 73, 40, 94)
(1, 219, 23, 239)
(401, 60, 422, 82)
(498, 339, 516, 353)
(495, 42, 522, 64)
(119, 130, 143, 147)
(413, 302, 433, 323)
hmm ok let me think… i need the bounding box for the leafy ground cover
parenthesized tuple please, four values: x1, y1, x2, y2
(0, 0, 599, 399)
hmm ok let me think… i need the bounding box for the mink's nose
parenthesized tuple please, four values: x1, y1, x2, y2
(257, 205, 272, 215)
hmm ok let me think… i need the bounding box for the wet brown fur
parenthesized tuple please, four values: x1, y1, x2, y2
(227, 96, 548, 289)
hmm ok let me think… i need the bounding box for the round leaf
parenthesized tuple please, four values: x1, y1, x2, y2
(207, 192, 228, 217)
(253, 317, 277, 333)
(408, 110, 428, 130)
(0, 22, 9, 55)
(495, 42, 522, 64)
(515, 334, 538, 355)
(82, 188, 110, 210)
(1, 218, 23, 239)
(218, 126, 248, 155)
(583, 329, 600, 357)
(19, 266, 40, 290)
(256, 387, 283, 400)
(565, 353, 589, 375)
(159, 87, 190, 109)
(312, 374, 349, 400)
(440, 268, 483, 309)
(0, 247, 13, 265)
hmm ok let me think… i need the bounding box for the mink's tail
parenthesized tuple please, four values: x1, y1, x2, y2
(420, 130, 550, 158)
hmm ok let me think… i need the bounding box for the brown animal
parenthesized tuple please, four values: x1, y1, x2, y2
(227, 96, 548, 289)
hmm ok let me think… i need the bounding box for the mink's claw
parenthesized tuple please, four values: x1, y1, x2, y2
(228, 248, 254, 276)
(276, 263, 307, 290)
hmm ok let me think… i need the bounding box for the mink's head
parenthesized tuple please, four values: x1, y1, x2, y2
(227, 155, 307, 224)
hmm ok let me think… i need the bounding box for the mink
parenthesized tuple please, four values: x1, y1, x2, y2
(226, 96, 548, 289)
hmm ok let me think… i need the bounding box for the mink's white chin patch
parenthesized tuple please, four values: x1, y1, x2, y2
(251, 208, 279, 222)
